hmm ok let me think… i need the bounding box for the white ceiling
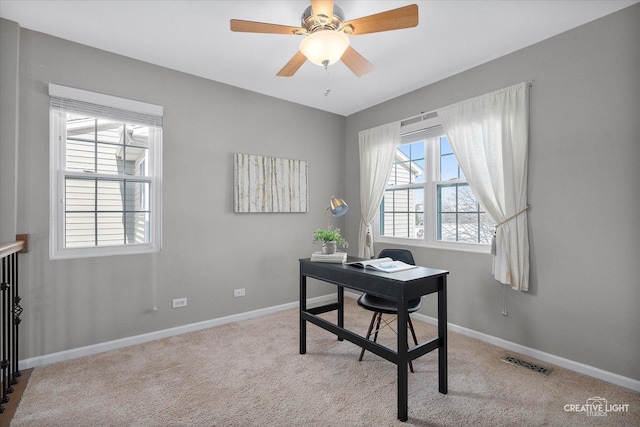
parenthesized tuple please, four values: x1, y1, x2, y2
(1, 0, 637, 116)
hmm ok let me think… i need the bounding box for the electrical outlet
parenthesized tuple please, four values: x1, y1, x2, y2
(233, 288, 245, 298)
(172, 298, 187, 308)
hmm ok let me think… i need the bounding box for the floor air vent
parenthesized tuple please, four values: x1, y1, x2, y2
(501, 355, 553, 376)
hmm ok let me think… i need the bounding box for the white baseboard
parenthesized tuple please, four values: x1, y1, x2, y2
(21, 292, 640, 393)
(409, 311, 640, 393)
(342, 291, 639, 392)
(20, 294, 336, 370)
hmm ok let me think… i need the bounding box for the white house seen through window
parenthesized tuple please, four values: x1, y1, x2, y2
(64, 116, 151, 247)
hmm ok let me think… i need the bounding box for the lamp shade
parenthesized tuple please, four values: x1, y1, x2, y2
(329, 197, 348, 217)
(299, 30, 349, 66)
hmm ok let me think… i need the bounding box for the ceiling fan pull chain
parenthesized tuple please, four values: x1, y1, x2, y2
(323, 60, 331, 96)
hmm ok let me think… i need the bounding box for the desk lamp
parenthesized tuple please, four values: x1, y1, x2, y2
(326, 196, 348, 227)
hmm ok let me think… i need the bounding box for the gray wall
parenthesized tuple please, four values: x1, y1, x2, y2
(1, 18, 344, 359)
(0, 19, 20, 242)
(345, 4, 640, 381)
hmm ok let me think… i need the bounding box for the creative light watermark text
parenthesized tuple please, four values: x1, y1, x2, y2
(564, 397, 630, 417)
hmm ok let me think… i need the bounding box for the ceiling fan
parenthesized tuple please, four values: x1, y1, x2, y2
(230, 1, 418, 77)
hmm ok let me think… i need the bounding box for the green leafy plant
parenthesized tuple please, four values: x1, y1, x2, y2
(313, 226, 348, 248)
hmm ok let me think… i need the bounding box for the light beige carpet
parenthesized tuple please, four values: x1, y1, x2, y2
(12, 299, 639, 426)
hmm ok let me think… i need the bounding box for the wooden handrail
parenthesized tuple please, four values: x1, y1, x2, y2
(0, 235, 27, 258)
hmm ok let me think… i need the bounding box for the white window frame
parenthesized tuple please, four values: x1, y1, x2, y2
(49, 84, 163, 259)
(373, 115, 492, 254)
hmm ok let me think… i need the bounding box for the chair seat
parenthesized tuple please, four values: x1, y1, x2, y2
(357, 294, 422, 315)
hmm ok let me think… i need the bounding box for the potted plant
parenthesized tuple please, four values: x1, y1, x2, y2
(313, 226, 348, 254)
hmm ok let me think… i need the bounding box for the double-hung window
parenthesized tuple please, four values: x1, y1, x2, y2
(49, 84, 163, 259)
(375, 114, 494, 251)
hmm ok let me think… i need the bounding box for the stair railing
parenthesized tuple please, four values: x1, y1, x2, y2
(0, 235, 27, 413)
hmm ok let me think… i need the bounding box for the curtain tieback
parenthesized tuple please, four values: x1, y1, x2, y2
(491, 205, 530, 255)
(361, 218, 373, 247)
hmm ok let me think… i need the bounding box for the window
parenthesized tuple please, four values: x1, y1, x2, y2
(376, 116, 494, 251)
(381, 141, 425, 239)
(49, 84, 163, 259)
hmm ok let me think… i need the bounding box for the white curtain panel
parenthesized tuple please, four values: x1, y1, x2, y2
(438, 82, 530, 291)
(358, 122, 400, 258)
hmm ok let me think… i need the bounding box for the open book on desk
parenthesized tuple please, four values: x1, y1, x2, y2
(345, 257, 418, 273)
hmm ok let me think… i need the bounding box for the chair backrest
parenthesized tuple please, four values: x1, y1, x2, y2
(378, 249, 415, 266)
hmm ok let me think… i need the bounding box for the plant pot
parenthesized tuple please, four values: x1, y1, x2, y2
(322, 241, 337, 254)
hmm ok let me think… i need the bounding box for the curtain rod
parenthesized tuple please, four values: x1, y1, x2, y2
(404, 80, 534, 125)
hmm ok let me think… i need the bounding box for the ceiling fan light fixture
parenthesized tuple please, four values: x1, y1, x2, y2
(299, 30, 349, 66)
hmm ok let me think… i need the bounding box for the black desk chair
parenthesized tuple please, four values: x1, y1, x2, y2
(357, 248, 421, 373)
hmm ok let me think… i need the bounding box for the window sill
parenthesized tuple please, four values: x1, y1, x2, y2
(375, 236, 492, 255)
(50, 244, 160, 260)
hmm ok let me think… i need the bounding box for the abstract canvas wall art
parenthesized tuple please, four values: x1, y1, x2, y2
(234, 153, 308, 213)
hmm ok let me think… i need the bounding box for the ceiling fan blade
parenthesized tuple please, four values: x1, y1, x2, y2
(340, 46, 374, 77)
(277, 51, 308, 77)
(230, 19, 304, 35)
(342, 4, 418, 36)
(311, 0, 334, 22)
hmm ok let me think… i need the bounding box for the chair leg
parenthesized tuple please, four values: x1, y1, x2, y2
(408, 316, 419, 346)
(372, 312, 383, 344)
(359, 312, 378, 362)
(359, 312, 417, 373)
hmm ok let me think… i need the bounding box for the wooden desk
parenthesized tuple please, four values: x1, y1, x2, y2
(299, 258, 449, 422)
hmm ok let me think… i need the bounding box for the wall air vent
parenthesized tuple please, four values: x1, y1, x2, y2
(400, 111, 438, 127)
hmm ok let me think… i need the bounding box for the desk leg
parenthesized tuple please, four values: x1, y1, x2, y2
(337, 286, 344, 341)
(438, 276, 448, 394)
(397, 297, 409, 422)
(300, 273, 306, 355)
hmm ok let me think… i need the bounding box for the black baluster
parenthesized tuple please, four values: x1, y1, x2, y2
(12, 253, 22, 382)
